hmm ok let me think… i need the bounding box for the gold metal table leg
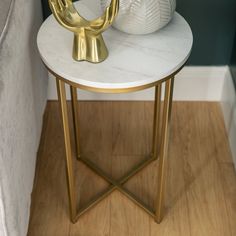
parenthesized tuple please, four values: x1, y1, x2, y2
(155, 78, 174, 223)
(152, 84, 162, 160)
(70, 86, 81, 160)
(56, 79, 77, 222)
(56, 77, 174, 224)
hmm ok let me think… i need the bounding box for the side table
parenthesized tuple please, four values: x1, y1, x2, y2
(37, 0, 193, 224)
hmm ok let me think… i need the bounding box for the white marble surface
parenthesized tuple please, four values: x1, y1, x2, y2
(37, 0, 193, 91)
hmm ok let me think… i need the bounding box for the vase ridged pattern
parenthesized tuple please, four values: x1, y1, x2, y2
(101, 0, 176, 34)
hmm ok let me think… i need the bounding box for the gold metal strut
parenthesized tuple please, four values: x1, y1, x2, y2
(56, 78, 174, 224)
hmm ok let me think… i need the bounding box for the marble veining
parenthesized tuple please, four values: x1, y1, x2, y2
(37, 0, 193, 91)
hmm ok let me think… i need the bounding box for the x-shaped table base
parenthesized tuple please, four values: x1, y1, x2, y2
(75, 155, 157, 222)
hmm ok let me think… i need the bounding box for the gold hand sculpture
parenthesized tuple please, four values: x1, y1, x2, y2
(49, 0, 119, 63)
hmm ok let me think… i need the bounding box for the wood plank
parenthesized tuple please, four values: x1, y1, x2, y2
(78, 101, 113, 176)
(69, 101, 112, 235)
(112, 101, 153, 156)
(150, 102, 191, 236)
(219, 163, 236, 236)
(27, 102, 70, 236)
(110, 191, 150, 236)
(69, 196, 111, 236)
(110, 101, 153, 235)
(207, 103, 233, 163)
(110, 156, 151, 236)
(173, 102, 231, 236)
(151, 102, 234, 236)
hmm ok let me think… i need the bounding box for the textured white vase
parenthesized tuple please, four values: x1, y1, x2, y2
(101, 0, 176, 34)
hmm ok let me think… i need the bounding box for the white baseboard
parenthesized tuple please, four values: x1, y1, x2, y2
(221, 68, 236, 169)
(47, 66, 227, 101)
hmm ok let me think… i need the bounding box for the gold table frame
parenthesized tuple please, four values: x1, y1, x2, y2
(53, 68, 177, 224)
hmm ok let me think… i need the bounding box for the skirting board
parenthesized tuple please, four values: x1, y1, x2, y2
(221, 68, 236, 169)
(47, 66, 227, 101)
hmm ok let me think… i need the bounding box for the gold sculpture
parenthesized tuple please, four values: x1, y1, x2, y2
(49, 0, 119, 63)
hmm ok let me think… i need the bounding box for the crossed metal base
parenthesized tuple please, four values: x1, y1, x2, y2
(75, 155, 157, 222)
(56, 77, 174, 224)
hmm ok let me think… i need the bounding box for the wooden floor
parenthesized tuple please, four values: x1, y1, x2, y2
(27, 102, 236, 236)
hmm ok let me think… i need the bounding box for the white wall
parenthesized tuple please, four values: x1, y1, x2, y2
(221, 69, 236, 168)
(0, 0, 48, 235)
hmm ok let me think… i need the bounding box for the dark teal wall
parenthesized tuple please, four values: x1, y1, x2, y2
(41, 0, 52, 20)
(177, 0, 236, 65)
(230, 31, 236, 87)
(41, 0, 236, 65)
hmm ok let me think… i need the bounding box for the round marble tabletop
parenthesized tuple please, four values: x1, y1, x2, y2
(37, 0, 193, 93)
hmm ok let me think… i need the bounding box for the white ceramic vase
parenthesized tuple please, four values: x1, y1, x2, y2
(101, 0, 176, 35)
